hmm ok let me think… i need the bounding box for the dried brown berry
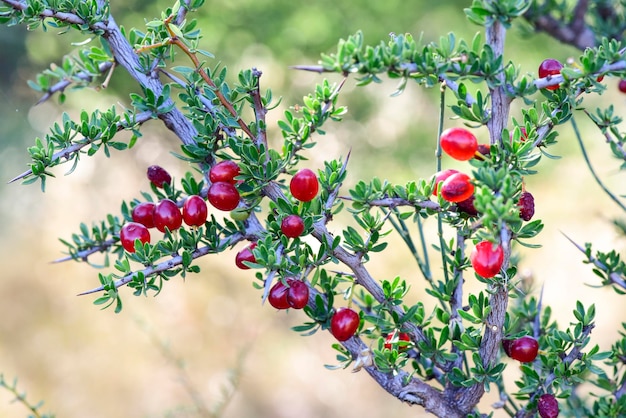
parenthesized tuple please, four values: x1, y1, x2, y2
(518, 191, 535, 221)
(147, 165, 172, 188)
(537, 394, 559, 418)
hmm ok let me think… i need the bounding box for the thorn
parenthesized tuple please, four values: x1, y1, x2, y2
(50, 255, 74, 264)
(7, 170, 32, 184)
(77, 286, 105, 296)
(288, 65, 327, 73)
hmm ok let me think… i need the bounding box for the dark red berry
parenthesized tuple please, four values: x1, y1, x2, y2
(290, 168, 319, 202)
(235, 243, 257, 270)
(268, 280, 290, 310)
(330, 307, 360, 341)
(183, 195, 208, 227)
(207, 182, 240, 211)
(474, 143, 491, 161)
(431, 169, 459, 196)
(455, 195, 478, 217)
(384, 331, 411, 351)
(503, 336, 539, 363)
(619, 79, 626, 93)
(286, 279, 309, 309)
(538, 394, 560, 418)
(440, 172, 474, 203)
(153, 199, 183, 233)
(440, 127, 479, 161)
(281, 214, 305, 238)
(147, 165, 172, 188)
(132, 202, 156, 229)
(538, 59, 563, 91)
(518, 191, 535, 221)
(209, 160, 240, 185)
(120, 222, 150, 253)
(470, 240, 504, 278)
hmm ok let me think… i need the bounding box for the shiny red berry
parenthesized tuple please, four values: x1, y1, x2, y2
(235, 243, 257, 270)
(183, 195, 208, 227)
(153, 199, 183, 233)
(207, 182, 240, 211)
(132, 202, 156, 229)
(330, 307, 360, 341)
(431, 169, 459, 196)
(518, 191, 535, 221)
(384, 331, 411, 351)
(268, 280, 290, 310)
(209, 160, 240, 185)
(619, 79, 626, 93)
(538, 59, 563, 91)
(440, 127, 478, 161)
(147, 165, 172, 188)
(286, 279, 309, 309)
(120, 222, 150, 253)
(440, 172, 474, 203)
(470, 240, 504, 278)
(281, 214, 305, 238)
(538, 394, 560, 418)
(503, 336, 539, 363)
(290, 168, 319, 202)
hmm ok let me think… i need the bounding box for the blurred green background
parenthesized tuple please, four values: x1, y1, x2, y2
(0, 1, 624, 417)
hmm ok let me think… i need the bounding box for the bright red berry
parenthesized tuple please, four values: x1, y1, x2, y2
(502, 336, 539, 363)
(281, 214, 305, 238)
(330, 307, 360, 341)
(518, 191, 535, 221)
(470, 240, 504, 278)
(440, 172, 474, 203)
(286, 279, 309, 309)
(153, 199, 183, 233)
(147, 165, 172, 188)
(183, 195, 208, 227)
(207, 182, 240, 211)
(120, 222, 150, 253)
(209, 160, 240, 185)
(290, 168, 319, 202)
(384, 331, 411, 351)
(132, 202, 156, 229)
(235, 243, 257, 270)
(538, 59, 563, 91)
(431, 169, 459, 196)
(618, 79, 626, 93)
(538, 394, 560, 418)
(268, 280, 291, 310)
(440, 127, 479, 161)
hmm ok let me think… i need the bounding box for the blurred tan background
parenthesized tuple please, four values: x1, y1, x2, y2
(0, 1, 625, 417)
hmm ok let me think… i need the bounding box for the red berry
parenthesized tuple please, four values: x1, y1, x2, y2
(147, 165, 172, 188)
(510, 127, 528, 142)
(183, 195, 208, 227)
(538, 394, 560, 418)
(235, 243, 257, 270)
(618, 79, 626, 93)
(153, 199, 183, 233)
(120, 222, 150, 253)
(281, 214, 305, 238)
(384, 331, 411, 351)
(470, 240, 504, 278)
(286, 279, 309, 309)
(209, 160, 240, 185)
(440, 172, 474, 203)
(207, 182, 240, 211)
(440, 127, 478, 161)
(431, 169, 459, 196)
(455, 195, 478, 217)
(330, 307, 360, 341)
(268, 280, 290, 310)
(503, 336, 539, 363)
(597, 75, 605, 82)
(132, 202, 156, 229)
(538, 59, 563, 91)
(290, 168, 319, 202)
(518, 191, 535, 221)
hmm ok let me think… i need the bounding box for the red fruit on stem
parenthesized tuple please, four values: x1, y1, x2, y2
(504, 336, 539, 363)
(455, 195, 478, 217)
(290, 168, 319, 202)
(474, 143, 491, 161)
(153, 199, 183, 233)
(120, 222, 150, 253)
(518, 191, 535, 221)
(268, 280, 290, 310)
(208, 182, 240, 211)
(538, 58, 563, 91)
(538, 394, 560, 418)
(384, 331, 411, 351)
(209, 160, 240, 185)
(286, 279, 309, 309)
(618, 79, 626, 93)
(440, 127, 479, 161)
(470, 240, 504, 278)
(235, 243, 257, 270)
(132, 202, 156, 229)
(183, 195, 208, 227)
(431, 169, 459, 196)
(330, 307, 360, 341)
(281, 214, 305, 238)
(440, 172, 474, 203)
(147, 165, 172, 188)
